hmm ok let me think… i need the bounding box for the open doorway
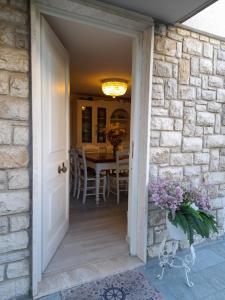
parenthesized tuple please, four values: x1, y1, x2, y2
(31, 1, 153, 297)
(42, 14, 135, 277)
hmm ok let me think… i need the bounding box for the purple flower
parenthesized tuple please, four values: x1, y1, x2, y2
(149, 178, 211, 212)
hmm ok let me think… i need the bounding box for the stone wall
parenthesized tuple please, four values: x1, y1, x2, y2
(148, 24, 225, 257)
(0, 0, 30, 298)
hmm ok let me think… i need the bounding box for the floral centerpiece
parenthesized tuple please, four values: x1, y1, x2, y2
(150, 179, 218, 245)
(104, 123, 126, 156)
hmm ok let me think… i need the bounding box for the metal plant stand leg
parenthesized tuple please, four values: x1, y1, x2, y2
(157, 234, 196, 287)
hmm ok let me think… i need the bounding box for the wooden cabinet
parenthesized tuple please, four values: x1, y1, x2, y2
(75, 98, 130, 148)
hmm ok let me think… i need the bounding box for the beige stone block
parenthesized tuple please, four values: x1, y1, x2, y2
(184, 166, 201, 176)
(0, 230, 28, 254)
(0, 190, 29, 215)
(174, 119, 183, 131)
(16, 32, 28, 50)
(183, 37, 202, 56)
(216, 60, 225, 76)
(210, 149, 220, 171)
(178, 59, 190, 84)
(10, 213, 29, 232)
(160, 132, 181, 147)
(182, 137, 202, 152)
(0, 216, 8, 234)
(177, 28, 190, 36)
(154, 36, 177, 57)
(0, 146, 28, 168)
(208, 76, 223, 88)
(208, 102, 222, 113)
(191, 57, 199, 76)
(0, 71, 9, 94)
(151, 108, 168, 116)
(200, 58, 212, 74)
(0, 5, 27, 24)
(0, 264, 4, 282)
(8, 168, 29, 189)
(10, 74, 29, 98)
(13, 126, 29, 145)
(0, 249, 29, 265)
(152, 84, 164, 100)
(202, 90, 216, 100)
(0, 96, 29, 120)
(207, 135, 225, 148)
(151, 117, 174, 131)
(0, 23, 15, 48)
(190, 76, 201, 87)
(10, 0, 27, 11)
(0, 277, 30, 299)
(203, 43, 213, 58)
(194, 153, 209, 165)
(208, 172, 225, 184)
(153, 60, 172, 77)
(218, 50, 225, 60)
(0, 170, 7, 190)
(0, 120, 11, 144)
(159, 166, 183, 181)
(165, 78, 177, 99)
(178, 85, 196, 100)
(170, 100, 183, 118)
(217, 89, 225, 103)
(170, 153, 193, 166)
(197, 112, 215, 126)
(150, 148, 169, 164)
(7, 259, 29, 279)
(0, 47, 28, 72)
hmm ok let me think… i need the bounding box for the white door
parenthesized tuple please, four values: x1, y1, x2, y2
(41, 18, 70, 270)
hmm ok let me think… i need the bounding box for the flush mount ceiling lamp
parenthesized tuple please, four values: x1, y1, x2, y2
(101, 78, 128, 98)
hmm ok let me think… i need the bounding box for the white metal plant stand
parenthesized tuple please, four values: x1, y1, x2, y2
(157, 221, 196, 287)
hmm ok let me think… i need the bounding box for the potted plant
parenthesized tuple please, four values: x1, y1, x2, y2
(104, 123, 126, 156)
(150, 179, 218, 245)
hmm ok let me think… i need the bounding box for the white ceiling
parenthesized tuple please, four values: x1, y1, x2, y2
(45, 15, 132, 97)
(98, 0, 218, 24)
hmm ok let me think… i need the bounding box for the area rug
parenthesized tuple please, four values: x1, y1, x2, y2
(61, 270, 164, 300)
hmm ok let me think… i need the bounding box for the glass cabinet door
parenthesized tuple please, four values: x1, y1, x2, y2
(97, 107, 106, 143)
(82, 106, 92, 143)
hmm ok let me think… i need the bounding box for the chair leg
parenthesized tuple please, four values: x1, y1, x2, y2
(106, 172, 110, 197)
(73, 175, 77, 198)
(76, 177, 81, 200)
(103, 177, 106, 202)
(117, 178, 120, 205)
(82, 179, 87, 205)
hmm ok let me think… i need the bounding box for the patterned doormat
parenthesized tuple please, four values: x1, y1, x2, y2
(61, 270, 164, 300)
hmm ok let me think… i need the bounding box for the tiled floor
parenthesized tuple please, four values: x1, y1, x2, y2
(39, 237, 225, 300)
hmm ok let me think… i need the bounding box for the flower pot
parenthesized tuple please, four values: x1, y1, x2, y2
(166, 218, 186, 241)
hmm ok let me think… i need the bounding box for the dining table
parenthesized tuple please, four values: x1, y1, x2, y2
(85, 152, 117, 204)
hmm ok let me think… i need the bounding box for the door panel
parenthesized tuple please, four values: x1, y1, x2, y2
(41, 17, 70, 271)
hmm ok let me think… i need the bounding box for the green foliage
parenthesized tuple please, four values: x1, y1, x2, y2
(168, 205, 218, 245)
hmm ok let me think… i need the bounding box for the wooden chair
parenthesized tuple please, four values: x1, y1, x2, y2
(77, 149, 106, 204)
(69, 149, 79, 198)
(109, 151, 129, 204)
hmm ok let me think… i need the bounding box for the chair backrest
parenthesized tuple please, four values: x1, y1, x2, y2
(77, 148, 87, 178)
(69, 148, 78, 177)
(116, 151, 129, 174)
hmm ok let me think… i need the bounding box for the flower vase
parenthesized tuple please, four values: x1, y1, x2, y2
(166, 217, 186, 241)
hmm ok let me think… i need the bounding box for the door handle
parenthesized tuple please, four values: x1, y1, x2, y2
(58, 162, 67, 174)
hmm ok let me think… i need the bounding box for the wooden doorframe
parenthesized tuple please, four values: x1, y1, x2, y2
(31, 0, 154, 296)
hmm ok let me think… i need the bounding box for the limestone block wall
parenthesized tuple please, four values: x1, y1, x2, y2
(0, 0, 30, 298)
(148, 24, 225, 257)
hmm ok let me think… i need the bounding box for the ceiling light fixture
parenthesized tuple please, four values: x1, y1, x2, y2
(101, 78, 128, 98)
